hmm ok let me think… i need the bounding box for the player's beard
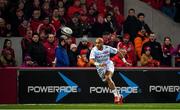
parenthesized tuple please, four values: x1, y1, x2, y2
(97, 45, 103, 50)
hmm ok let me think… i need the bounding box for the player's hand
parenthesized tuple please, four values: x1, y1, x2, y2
(125, 62, 132, 66)
(99, 63, 106, 67)
(119, 49, 127, 56)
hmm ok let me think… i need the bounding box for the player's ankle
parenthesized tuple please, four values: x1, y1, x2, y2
(114, 96, 119, 104)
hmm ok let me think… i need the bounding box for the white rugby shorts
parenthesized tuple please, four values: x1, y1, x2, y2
(96, 60, 114, 81)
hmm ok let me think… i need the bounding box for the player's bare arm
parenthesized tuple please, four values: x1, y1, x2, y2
(117, 49, 132, 66)
(90, 59, 106, 67)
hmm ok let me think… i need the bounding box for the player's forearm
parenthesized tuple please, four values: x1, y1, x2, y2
(90, 59, 95, 65)
(117, 48, 126, 58)
(118, 51, 124, 59)
(118, 50, 128, 63)
(90, 59, 100, 66)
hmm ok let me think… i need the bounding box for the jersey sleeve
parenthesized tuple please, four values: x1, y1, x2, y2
(108, 46, 118, 54)
(89, 48, 95, 59)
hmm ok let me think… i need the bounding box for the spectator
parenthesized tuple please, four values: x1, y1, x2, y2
(62, 0, 73, 9)
(102, 31, 111, 45)
(51, 8, 61, 30)
(21, 27, 33, 60)
(43, 34, 58, 67)
(11, 8, 24, 36)
(111, 52, 127, 67)
(77, 49, 90, 67)
(114, 6, 124, 35)
(17, 1, 25, 10)
(81, 4, 87, 15)
(0, 0, 10, 21)
(134, 28, 149, 60)
(140, 46, 160, 67)
(68, 43, 78, 67)
(2, 39, 15, 59)
(67, 36, 77, 52)
(67, 0, 82, 18)
(105, 0, 113, 11)
(24, 0, 41, 19)
(37, 16, 56, 35)
(161, 37, 174, 66)
(96, 0, 106, 16)
(57, 0, 64, 8)
(104, 13, 116, 34)
(174, 44, 180, 67)
(87, 4, 98, 26)
(39, 30, 47, 43)
(41, 1, 52, 17)
(0, 49, 16, 67)
(86, 0, 95, 7)
(79, 13, 92, 36)
(77, 35, 91, 58)
(0, 17, 9, 37)
(117, 33, 136, 66)
(108, 33, 120, 48)
(58, 7, 71, 26)
(137, 13, 152, 34)
(91, 14, 112, 37)
(29, 9, 42, 33)
(123, 8, 139, 42)
(18, 20, 30, 37)
(161, 0, 176, 18)
(142, 33, 163, 65)
(55, 36, 70, 67)
(21, 55, 37, 67)
(68, 13, 83, 38)
(33, 0, 41, 9)
(48, 0, 58, 9)
(28, 32, 47, 66)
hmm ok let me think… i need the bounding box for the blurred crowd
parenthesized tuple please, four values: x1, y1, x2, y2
(0, 0, 180, 67)
(141, 0, 180, 22)
(0, 0, 124, 37)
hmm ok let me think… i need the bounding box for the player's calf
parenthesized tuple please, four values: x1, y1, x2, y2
(118, 95, 123, 104)
(114, 95, 123, 104)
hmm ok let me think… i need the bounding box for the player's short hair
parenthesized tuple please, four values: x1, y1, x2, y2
(96, 38, 104, 43)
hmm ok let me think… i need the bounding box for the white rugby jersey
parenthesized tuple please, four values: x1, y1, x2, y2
(90, 45, 118, 63)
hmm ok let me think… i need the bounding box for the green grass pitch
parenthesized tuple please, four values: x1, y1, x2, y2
(0, 103, 180, 110)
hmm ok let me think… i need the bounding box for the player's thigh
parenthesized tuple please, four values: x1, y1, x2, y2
(106, 61, 115, 74)
(96, 67, 106, 81)
(104, 61, 114, 80)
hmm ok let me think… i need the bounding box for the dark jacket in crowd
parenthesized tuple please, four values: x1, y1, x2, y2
(77, 42, 91, 58)
(137, 20, 152, 34)
(142, 41, 163, 64)
(68, 50, 78, 67)
(175, 44, 180, 67)
(91, 22, 113, 37)
(28, 41, 47, 66)
(21, 36, 32, 60)
(123, 16, 140, 42)
(161, 44, 174, 66)
(68, 22, 84, 38)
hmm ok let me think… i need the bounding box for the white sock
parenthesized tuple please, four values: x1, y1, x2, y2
(112, 89, 119, 97)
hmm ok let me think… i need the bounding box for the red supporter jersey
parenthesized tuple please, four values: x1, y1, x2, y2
(51, 17, 61, 30)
